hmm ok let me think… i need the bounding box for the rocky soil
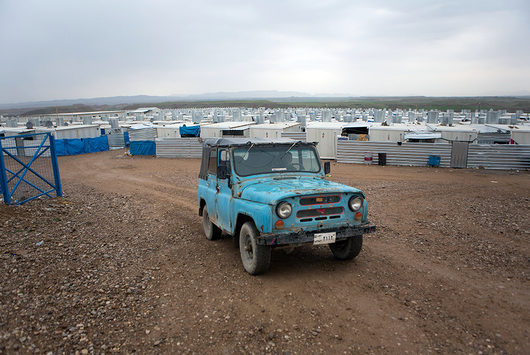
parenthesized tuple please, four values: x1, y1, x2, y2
(1, 150, 529, 354)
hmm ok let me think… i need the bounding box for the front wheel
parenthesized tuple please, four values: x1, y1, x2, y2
(239, 222, 271, 275)
(202, 205, 222, 240)
(329, 236, 363, 260)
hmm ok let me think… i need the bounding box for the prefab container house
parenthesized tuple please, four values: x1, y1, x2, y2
(155, 124, 185, 138)
(37, 125, 100, 139)
(430, 125, 479, 142)
(305, 122, 346, 159)
(368, 124, 421, 143)
(510, 127, 530, 144)
(249, 122, 301, 139)
(200, 122, 255, 138)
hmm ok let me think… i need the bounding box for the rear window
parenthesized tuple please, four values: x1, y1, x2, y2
(208, 148, 217, 174)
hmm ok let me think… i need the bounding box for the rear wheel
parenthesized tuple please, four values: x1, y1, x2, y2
(239, 222, 271, 275)
(329, 236, 363, 260)
(202, 205, 221, 240)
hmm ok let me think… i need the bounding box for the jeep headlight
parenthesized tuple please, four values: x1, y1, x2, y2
(348, 196, 363, 212)
(276, 202, 292, 219)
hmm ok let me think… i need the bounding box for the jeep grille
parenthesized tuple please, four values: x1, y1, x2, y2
(296, 207, 344, 218)
(299, 195, 341, 205)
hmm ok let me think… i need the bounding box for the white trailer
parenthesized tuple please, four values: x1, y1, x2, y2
(37, 125, 100, 139)
(510, 127, 530, 144)
(429, 125, 479, 142)
(200, 122, 255, 138)
(368, 124, 420, 143)
(155, 124, 185, 138)
(249, 122, 301, 139)
(305, 122, 346, 159)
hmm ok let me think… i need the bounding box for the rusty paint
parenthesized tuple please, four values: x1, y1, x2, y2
(260, 225, 264, 232)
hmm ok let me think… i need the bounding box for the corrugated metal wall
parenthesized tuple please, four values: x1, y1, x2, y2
(337, 141, 452, 167)
(129, 127, 156, 142)
(153, 136, 530, 170)
(281, 132, 306, 141)
(155, 138, 202, 158)
(337, 140, 530, 170)
(107, 133, 125, 148)
(467, 144, 530, 170)
(477, 133, 511, 144)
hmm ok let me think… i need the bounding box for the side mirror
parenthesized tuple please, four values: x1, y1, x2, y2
(217, 165, 229, 179)
(324, 161, 331, 175)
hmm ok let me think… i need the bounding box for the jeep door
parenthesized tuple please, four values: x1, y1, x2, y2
(215, 148, 232, 233)
(204, 147, 218, 225)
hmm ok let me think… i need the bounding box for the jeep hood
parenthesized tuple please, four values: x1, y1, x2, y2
(237, 176, 362, 204)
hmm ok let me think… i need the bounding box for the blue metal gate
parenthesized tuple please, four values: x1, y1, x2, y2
(0, 132, 62, 205)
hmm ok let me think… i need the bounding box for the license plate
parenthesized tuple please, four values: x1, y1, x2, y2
(313, 232, 336, 245)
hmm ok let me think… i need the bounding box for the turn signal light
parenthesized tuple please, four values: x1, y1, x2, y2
(354, 212, 362, 220)
(275, 220, 284, 229)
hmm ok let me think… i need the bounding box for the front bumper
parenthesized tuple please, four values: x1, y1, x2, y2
(257, 223, 376, 246)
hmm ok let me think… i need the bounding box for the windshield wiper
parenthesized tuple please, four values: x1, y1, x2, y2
(243, 143, 254, 159)
(280, 141, 298, 158)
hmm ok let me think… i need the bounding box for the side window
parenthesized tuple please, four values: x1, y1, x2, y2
(300, 148, 319, 171)
(219, 149, 230, 170)
(208, 148, 217, 175)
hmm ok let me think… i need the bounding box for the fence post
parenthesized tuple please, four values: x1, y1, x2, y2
(48, 134, 63, 197)
(0, 139, 9, 203)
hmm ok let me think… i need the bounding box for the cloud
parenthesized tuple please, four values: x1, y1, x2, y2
(0, 0, 529, 103)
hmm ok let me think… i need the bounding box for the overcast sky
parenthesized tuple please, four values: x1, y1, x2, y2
(1, 0, 529, 103)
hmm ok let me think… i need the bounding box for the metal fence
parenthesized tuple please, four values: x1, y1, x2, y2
(155, 134, 306, 159)
(107, 132, 125, 149)
(0, 132, 62, 205)
(467, 144, 530, 170)
(337, 141, 452, 167)
(155, 138, 203, 158)
(337, 140, 530, 170)
(129, 127, 156, 141)
(150, 135, 530, 170)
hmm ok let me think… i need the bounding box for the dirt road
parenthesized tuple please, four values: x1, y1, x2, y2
(1, 149, 529, 354)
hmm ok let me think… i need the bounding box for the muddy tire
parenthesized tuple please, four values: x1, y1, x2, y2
(202, 205, 222, 240)
(329, 236, 363, 260)
(239, 221, 271, 275)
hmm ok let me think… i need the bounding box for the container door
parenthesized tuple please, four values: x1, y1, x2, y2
(450, 141, 469, 168)
(215, 148, 232, 232)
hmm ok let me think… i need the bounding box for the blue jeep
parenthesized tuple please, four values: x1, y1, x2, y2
(197, 138, 376, 275)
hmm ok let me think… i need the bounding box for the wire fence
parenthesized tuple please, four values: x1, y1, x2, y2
(0, 132, 62, 205)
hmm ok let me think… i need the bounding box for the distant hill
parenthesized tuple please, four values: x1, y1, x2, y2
(1, 93, 530, 115)
(0, 91, 311, 110)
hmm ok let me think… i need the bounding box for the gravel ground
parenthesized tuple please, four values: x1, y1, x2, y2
(1, 150, 529, 354)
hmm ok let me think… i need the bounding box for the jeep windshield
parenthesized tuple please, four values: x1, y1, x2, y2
(232, 144, 321, 176)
